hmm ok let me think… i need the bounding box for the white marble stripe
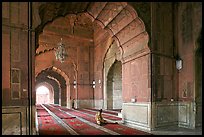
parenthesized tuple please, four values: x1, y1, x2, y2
(35, 111, 39, 135)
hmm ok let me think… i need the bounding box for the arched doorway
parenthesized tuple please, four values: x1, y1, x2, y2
(103, 40, 122, 109)
(107, 60, 122, 110)
(36, 84, 54, 104)
(35, 67, 69, 107)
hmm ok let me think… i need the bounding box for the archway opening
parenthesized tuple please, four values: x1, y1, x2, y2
(107, 60, 122, 110)
(36, 85, 54, 104)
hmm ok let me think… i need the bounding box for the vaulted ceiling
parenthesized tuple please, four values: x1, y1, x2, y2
(37, 2, 91, 33)
(35, 2, 149, 89)
(35, 2, 141, 49)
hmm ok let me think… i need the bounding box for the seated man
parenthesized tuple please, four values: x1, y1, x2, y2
(95, 109, 107, 126)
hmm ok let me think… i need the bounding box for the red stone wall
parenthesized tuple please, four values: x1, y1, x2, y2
(93, 19, 150, 103)
(150, 2, 202, 102)
(2, 2, 37, 134)
(2, 2, 29, 106)
(122, 54, 151, 102)
(93, 23, 113, 100)
(151, 3, 177, 102)
(2, 25, 10, 105)
(177, 2, 202, 101)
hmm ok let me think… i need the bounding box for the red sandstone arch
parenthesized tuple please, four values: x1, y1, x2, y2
(35, 50, 75, 85)
(36, 66, 72, 107)
(36, 66, 70, 86)
(92, 2, 150, 107)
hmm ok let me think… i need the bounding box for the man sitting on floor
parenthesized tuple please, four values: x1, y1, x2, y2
(95, 109, 107, 126)
(95, 109, 117, 126)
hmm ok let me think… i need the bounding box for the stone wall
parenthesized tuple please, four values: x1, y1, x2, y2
(2, 2, 36, 134)
(151, 2, 176, 102)
(2, 2, 29, 106)
(75, 99, 94, 108)
(122, 53, 151, 103)
(2, 106, 28, 135)
(176, 2, 202, 128)
(150, 2, 202, 130)
(152, 101, 199, 129)
(122, 103, 151, 131)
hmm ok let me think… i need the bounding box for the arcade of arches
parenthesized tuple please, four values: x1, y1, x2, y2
(2, 2, 202, 135)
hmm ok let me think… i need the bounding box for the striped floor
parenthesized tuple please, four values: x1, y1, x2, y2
(36, 104, 152, 135)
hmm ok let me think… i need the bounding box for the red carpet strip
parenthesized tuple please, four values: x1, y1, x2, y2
(37, 104, 71, 135)
(43, 104, 75, 119)
(37, 116, 71, 135)
(63, 117, 110, 135)
(36, 104, 45, 110)
(37, 109, 50, 117)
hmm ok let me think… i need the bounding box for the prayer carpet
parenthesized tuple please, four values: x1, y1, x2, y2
(63, 117, 110, 135)
(57, 107, 151, 135)
(37, 109, 50, 117)
(43, 104, 75, 119)
(41, 104, 152, 135)
(44, 104, 110, 135)
(37, 116, 71, 135)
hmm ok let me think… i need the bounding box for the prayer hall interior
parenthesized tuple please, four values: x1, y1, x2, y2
(2, 2, 202, 135)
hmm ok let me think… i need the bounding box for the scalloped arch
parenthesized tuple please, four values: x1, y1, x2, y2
(36, 66, 70, 85)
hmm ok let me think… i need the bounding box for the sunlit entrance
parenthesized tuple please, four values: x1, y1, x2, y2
(36, 86, 50, 104)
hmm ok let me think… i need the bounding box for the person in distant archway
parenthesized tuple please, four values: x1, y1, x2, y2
(72, 99, 75, 109)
